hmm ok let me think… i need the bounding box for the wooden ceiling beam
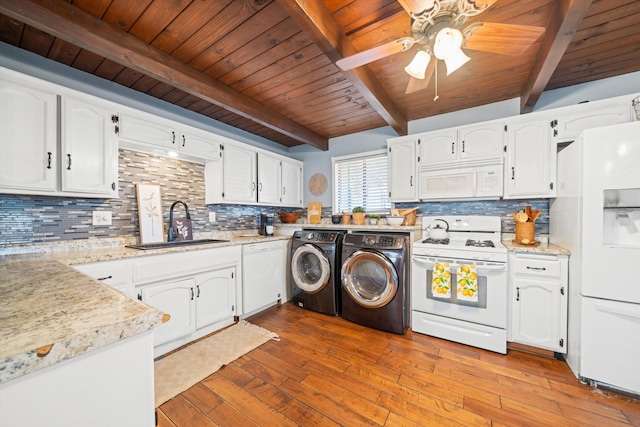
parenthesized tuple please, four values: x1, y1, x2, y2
(277, 0, 408, 136)
(0, 0, 329, 150)
(520, 0, 593, 113)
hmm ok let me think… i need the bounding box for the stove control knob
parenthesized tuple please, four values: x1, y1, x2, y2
(481, 254, 491, 260)
(471, 253, 480, 259)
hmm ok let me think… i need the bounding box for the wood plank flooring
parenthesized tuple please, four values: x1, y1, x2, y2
(157, 303, 640, 426)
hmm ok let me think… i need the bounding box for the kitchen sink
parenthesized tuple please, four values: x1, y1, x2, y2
(126, 239, 229, 250)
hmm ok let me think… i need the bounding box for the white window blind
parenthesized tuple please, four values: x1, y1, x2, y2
(332, 150, 390, 213)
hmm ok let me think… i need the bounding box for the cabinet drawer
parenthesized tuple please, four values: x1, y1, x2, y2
(133, 246, 241, 283)
(74, 260, 133, 286)
(511, 255, 559, 278)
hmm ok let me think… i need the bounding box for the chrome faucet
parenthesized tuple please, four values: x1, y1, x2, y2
(168, 201, 191, 242)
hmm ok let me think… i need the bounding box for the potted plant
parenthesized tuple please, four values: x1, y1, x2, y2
(368, 214, 380, 225)
(352, 206, 366, 225)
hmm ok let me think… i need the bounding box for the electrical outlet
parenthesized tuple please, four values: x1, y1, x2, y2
(93, 211, 112, 226)
(209, 212, 216, 223)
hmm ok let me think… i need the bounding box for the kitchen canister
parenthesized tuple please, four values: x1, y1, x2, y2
(307, 202, 322, 224)
(515, 221, 535, 244)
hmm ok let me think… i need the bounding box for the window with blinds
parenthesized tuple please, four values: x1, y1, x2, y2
(332, 150, 390, 213)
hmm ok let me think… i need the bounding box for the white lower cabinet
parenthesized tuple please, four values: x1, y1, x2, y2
(195, 267, 237, 329)
(72, 259, 134, 298)
(141, 278, 197, 347)
(509, 253, 568, 353)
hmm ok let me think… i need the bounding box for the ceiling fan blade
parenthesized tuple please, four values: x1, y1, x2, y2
(397, 0, 437, 15)
(405, 60, 435, 94)
(463, 22, 545, 56)
(336, 37, 415, 71)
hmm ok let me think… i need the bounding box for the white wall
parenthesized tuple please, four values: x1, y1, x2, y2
(290, 72, 640, 207)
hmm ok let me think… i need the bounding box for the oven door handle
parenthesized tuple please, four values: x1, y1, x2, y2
(412, 256, 505, 272)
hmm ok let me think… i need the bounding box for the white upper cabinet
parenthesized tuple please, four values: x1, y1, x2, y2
(551, 100, 631, 143)
(420, 121, 503, 166)
(457, 122, 505, 161)
(0, 68, 118, 198)
(205, 143, 302, 207)
(280, 158, 303, 207)
(118, 110, 220, 161)
(258, 152, 281, 205)
(61, 96, 118, 197)
(222, 142, 257, 204)
(0, 75, 57, 193)
(504, 116, 555, 199)
(420, 129, 457, 164)
(387, 136, 418, 202)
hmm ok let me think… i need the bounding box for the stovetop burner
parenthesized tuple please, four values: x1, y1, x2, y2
(465, 239, 495, 248)
(422, 238, 450, 245)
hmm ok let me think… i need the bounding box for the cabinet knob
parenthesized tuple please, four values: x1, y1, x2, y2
(67, 154, 72, 170)
(47, 152, 52, 169)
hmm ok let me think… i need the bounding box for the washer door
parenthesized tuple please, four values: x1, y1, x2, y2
(341, 250, 398, 308)
(291, 244, 331, 294)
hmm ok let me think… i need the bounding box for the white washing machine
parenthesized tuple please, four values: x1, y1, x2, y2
(290, 229, 344, 315)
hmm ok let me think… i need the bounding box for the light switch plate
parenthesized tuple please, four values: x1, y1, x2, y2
(209, 212, 216, 223)
(93, 211, 112, 226)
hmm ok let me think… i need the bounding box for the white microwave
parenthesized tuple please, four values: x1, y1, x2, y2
(418, 160, 503, 201)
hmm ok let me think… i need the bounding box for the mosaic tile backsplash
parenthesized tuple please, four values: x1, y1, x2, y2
(1, 148, 549, 245)
(0, 149, 291, 245)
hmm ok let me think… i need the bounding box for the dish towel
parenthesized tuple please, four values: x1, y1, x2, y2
(432, 262, 451, 299)
(457, 264, 478, 302)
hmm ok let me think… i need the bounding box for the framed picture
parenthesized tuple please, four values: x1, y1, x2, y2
(136, 184, 164, 243)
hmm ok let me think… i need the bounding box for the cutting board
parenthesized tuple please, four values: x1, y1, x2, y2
(307, 202, 322, 224)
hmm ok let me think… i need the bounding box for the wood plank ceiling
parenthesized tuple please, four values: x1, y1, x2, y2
(0, 0, 638, 151)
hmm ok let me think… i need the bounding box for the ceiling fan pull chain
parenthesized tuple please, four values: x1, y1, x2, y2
(434, 61, 439, 102)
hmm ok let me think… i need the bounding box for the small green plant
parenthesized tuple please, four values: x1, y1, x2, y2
(368, 214, 380, 219)
(352, 206, 365, 213)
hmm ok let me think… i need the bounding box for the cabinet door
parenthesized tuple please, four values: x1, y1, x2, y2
(419, 129, 457, 165)
(204, 158, 223, 204)
(222, 144, 256, 203)
(458, 122, 504, 161)
(0, 78, 57, 192)
(388, 138, 417, 202)
(195, 267, 236, 329)
(141, 278, 196, 346)
(180, 127, 220, 160)
(74, 259, 134, 298)
(281, 158, 302, 207)
(504, 118, 554, 198)
(257, 152, 281, 205)
(553, 102, 630, 142)
(119, 112, 177, 149)
(61, 96, 118, 197)
(511, 276, 560, 351)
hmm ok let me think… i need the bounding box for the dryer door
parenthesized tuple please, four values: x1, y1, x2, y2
(291, 243, 331, 294)
(341, 249, 398, 308)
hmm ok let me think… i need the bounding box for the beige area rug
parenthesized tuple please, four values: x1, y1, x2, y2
(154, 320, 279, 407)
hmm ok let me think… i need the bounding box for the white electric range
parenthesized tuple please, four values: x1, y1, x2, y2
(411, 216, 508, 353)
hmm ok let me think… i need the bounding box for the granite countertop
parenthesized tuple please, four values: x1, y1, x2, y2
(0, 259, 164, 384)
(0, 230, 290, 384)
(501, 240, 571, 255)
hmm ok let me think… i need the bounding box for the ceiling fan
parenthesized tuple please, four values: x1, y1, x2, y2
(336, 0, 545, 95)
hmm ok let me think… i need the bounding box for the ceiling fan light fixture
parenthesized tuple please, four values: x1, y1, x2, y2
(433, 27, 464, 60)
(443, 48, 470, 75)
(404, 50, 431, 79)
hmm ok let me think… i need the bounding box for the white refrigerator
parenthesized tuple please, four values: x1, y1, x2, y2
(550, 121, 640, 395)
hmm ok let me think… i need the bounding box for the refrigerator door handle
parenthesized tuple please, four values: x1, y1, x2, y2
(596, 303, 640, 321)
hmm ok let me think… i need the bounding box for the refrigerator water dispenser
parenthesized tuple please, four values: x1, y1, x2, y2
(603, 188, 640, 247)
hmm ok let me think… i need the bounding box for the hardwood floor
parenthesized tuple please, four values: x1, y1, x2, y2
(157, 303, 640, 426)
